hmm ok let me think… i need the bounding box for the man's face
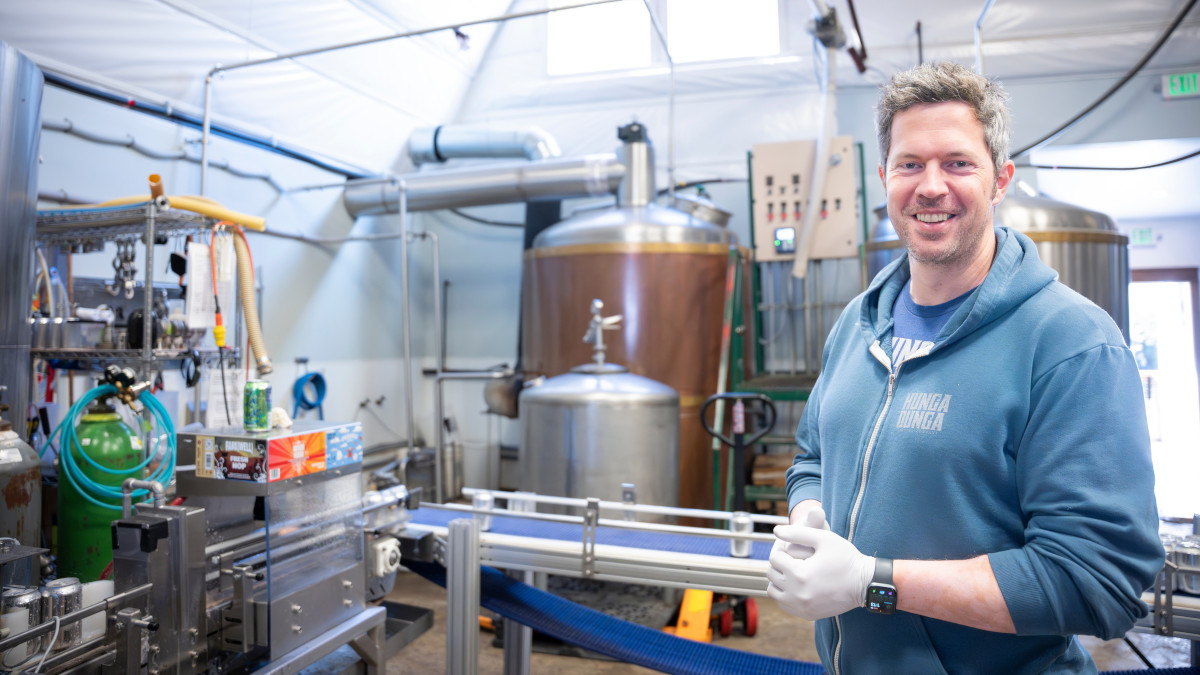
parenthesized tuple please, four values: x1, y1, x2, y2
(880, 101, 1013, 268)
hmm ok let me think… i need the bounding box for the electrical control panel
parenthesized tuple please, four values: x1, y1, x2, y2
(750, 136, 859, 262)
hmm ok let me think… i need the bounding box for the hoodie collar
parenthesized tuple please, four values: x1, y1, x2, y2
(858, 226, 1059, 348)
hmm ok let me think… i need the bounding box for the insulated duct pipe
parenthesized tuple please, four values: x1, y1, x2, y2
(408, 126, 562, 166)
(0, 43, 42, 443)
(343, 154, 625, 217)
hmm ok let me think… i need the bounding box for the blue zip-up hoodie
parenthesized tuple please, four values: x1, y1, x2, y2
(786, 226, 1163, 674)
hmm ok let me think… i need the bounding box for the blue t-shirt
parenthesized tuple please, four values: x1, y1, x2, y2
(891, 279, 974, 364)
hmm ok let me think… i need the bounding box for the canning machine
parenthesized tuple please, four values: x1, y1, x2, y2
(0, 420, 434, 675)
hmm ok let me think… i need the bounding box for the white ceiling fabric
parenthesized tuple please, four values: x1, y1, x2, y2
(1, 0, 1197, 173)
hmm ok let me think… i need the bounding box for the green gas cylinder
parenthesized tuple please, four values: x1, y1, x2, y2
(58, 399, 142, 581)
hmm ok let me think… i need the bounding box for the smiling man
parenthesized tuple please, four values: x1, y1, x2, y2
(766, 61, 1164, 673)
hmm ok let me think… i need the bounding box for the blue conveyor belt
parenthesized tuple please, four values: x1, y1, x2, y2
(406, 508, 1197, 674)
(408, 508, 775, 560)
(406, 560, 824, 675)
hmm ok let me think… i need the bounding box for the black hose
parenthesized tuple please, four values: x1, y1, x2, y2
(449, 208, 524, 228)
(1122, 635, 1156, 669)
(1011, 0, 1199, 158)
(656, 177, 748, 197)
(1018, 146, 1200, 171)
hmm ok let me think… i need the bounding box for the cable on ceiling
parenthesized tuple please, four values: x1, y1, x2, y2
(1017, 146, 1200, 171)
(1010, 0, 1199, 158)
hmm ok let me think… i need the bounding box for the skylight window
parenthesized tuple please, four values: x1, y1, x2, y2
(546, 0, 652, 76)
(666, 0, 780, 64)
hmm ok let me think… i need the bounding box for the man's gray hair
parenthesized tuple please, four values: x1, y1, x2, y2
(876, 61, 1012, 177)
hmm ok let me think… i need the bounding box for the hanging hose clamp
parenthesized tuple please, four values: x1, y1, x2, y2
(582, 498, 599, 578)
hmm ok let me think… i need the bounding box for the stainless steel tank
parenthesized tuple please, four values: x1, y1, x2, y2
(521, 123, 732, 514)
(520, 299, 680, 511)
(519, 362, 680, 511)
(0, 42, 42, 446)
(865, 194, 1130, 340)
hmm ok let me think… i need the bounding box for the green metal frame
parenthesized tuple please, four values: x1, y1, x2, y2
(711, 143, 870, 508)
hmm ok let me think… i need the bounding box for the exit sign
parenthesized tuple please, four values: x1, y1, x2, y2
(1163, 72, 1199, 99)
(1130, 227, 1155, 247)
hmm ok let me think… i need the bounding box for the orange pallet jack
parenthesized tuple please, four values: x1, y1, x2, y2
(664, 589, 758, 641)
(664, 392, 776, 642)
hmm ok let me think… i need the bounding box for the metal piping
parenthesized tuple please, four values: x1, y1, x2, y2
(201, 73, 212, 195)
(198, 0, 622, 189)
(617, 133, 655, 207)
(461, 487, 788, 526)
(398, 181, 416, 476)
(121, 479, 165, 517)
(974, 0, 998, 75)
(408, 125, 562, 166)
(0, 42, 42, 444)
(434, 368, 515, 503)
(342, 154, 625, 218)
(407, 229, 443, 496)
(640, 0, 675, 199)
(212, 0, 622, 75)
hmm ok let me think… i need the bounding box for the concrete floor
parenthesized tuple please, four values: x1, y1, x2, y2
(384, 570, 1195, 674)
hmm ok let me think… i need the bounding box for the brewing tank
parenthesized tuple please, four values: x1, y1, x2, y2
(521, 123, 733, 512)
(865, 194, 1130, 340)
(0, 42, 43, 448)
(519, 361, 679, 510)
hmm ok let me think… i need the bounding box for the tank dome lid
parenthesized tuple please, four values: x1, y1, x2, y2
(672, 193, 732, 228)
(871, 194, 1118, 243)
(521, 368, 678, 405)
(533, 203, 732, 248)
(995, 194, 1117, 232)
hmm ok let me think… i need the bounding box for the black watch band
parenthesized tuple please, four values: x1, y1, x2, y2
(875, 557, 894, 585)
(865, 557, 897, 614)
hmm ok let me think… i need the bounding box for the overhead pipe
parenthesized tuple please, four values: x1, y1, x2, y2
(408, 125, 562, 166)
(640, 0, 676, 200)
(199, 0, 622, 194)
(342, 154, 625, 217)
(974, 0, 998, 74)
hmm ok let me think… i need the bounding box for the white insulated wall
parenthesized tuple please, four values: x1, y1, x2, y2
(36, 86, 523, 488)
(32, 18, 1200, 490)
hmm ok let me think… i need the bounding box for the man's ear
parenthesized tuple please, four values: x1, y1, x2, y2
(992, 160, 1015, 205)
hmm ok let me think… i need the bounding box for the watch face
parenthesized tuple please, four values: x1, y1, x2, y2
(867, 584, 897, 614)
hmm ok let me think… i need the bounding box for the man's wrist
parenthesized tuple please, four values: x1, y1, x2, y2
(865, 557, 898, 614)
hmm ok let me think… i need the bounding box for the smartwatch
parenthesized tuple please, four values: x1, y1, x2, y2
(865, 557, 897, 614)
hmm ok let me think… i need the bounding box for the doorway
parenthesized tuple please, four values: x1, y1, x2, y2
(1130, 268, 1200, 520)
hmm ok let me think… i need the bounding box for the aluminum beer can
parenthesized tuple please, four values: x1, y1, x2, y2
(244, 380, 271, 431)
(42, 577, 82, 651)
(2, 587, 42, 663)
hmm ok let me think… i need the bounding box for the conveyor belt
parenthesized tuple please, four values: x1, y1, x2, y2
(408, 509, 1200, 674)
(406, 560, 823, 675)
(408, 508, 774, 560)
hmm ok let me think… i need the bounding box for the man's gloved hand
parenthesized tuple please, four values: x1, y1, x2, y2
(766, 525, 875, 621)
(772, 502, 829, 561)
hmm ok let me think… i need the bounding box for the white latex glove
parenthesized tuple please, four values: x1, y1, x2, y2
(766, 525, 876, 621)
(772, 503, 830, 561)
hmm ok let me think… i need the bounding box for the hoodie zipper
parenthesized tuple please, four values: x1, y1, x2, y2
(832, 340, 927, 675)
